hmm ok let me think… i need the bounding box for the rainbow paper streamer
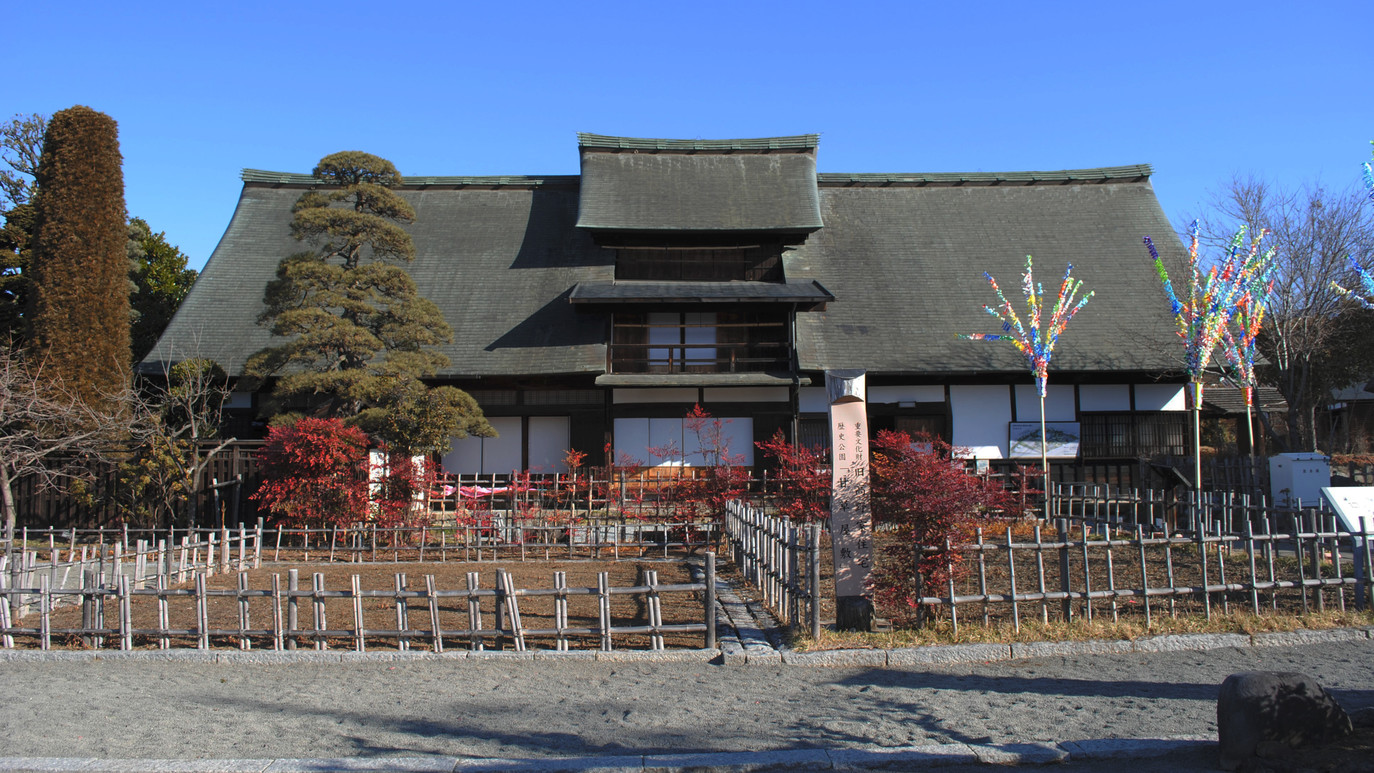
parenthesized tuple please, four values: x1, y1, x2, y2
(1219, 230, 1276, 407)
(1330, 143, 1374, 307)
(960, 255, 1094, 397)
(1144, 222, 1273, 380)
(1364, 140, 1374, 203)
(1331, 260, 1374, 310)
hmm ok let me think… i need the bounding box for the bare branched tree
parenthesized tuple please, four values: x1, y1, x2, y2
(1191, 176, 1374, 451)
(0, 346, 136, 549)
(120, 358, 236, 528)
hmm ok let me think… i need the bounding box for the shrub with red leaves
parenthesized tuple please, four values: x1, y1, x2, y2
(756, 429, 830, 523)
(252, 418, 369, 529)
(869, 429, 1015, 622)
(371, 451, 436, 531)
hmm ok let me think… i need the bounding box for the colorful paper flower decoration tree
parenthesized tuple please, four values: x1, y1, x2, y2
(962, 256, 1093, 492)
(1218, 230, 1276, 456)
(1330, 144, 1374, 308)
(1144, 222, 1273, 490)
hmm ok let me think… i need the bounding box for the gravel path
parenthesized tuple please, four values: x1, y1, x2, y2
(2, 639, 1372, 762)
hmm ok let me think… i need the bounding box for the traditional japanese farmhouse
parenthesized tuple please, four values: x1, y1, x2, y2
(143, 134, 1192, 480)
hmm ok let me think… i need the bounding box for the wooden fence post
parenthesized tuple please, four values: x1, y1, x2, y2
(1056, 518, 1072, 622)
(286, 569, 299, 651)
(705, 551, 717, 650)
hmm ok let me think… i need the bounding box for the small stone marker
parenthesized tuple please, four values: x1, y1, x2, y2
(1217, 671, 1352, 771)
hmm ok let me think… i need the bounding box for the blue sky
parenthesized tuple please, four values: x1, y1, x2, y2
(6, 1, 1371, 271)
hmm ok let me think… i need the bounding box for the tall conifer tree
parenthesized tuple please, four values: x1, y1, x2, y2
(27, 106, 130, 404)
(246, 151, 491, 454)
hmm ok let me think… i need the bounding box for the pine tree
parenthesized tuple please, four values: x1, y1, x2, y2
(26, 106, 130, 406)
(128, 217, 198, 362)
(246, 151, 491, 454)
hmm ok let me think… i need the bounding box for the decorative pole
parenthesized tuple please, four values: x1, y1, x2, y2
(1145, 222, 1272, 494)
(1219, 230, 1274, 457)
(962, 256, 1093, 517)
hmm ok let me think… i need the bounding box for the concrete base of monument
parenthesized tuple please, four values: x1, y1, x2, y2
(835, 595, 875, 631)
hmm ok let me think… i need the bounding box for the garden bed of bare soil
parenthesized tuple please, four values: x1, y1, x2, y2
(23, 559, 714, 652)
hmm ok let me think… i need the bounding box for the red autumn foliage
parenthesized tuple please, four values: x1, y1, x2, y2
(756, 429, 830, 523)
(869, 429, 1016, 620)
(252, 418, 369, 528)
(370, 451, 437, 531)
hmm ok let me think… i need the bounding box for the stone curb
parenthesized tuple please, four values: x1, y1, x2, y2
(0, 628, 1367, 667)
(0, 740, 1211, 772)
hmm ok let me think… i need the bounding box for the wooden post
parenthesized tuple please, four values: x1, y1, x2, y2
(1056, 518, 1072, 622)
(118, 574, 131, 651)
(287, 569, 299, 651)
(395, 573, 409, 652)
(499, 570, 525, 652)
(271, 573, 283, 651)
(81, 567, 96, 648)
(195, 572, 209, 650)
(597, 571, 611, 651)
(554, 571, 568, 652)
(312, 573, 326, 651)
(465, 571, 481, 651)
(427, 574, 443, 653)
(351, 574, 365, 653)
(157, 574, 170, 649)
(237, 572, 251, 651)
(38, 573, 50, 650)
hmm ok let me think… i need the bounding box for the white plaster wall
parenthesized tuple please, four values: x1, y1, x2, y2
(702, 387, 789, 403)
(527, 416, 570, 473)
(1135, 384, 1187, 411)
(613, 388, 699, 404)
(868, 385, 946, 404)
(798, 387, 828, 413)
(613, 416, 755, 466)
(443, 416, 523, 474)
(950, 385, 1012, 459)
(1014, 384, 1076, 421)
(1079, 384, 1131, 411)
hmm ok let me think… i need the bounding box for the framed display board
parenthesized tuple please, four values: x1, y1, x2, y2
(1009, 422, 1081, 458)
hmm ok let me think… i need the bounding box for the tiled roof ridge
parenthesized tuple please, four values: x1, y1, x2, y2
(577, 133, 820, 151)
(244, 163, 1152, 188)
(240, 169, 576, 187)
(818, 164, 1153, 185)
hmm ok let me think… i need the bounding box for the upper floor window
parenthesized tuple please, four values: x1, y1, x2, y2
(610, 311, 789, 374)
(615, 245, 782, 282)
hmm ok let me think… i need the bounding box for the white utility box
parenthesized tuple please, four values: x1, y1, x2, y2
(1269, 453, 1331, 508)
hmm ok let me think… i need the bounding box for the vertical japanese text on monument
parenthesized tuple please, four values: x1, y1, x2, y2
(830, 399, 872, 597)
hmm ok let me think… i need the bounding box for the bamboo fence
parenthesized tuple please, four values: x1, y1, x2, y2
(918, 515, 1374, 635)
(724, 500, 822, 638)
(0, 557, 718, 653)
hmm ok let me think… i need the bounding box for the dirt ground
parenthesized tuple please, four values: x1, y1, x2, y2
(25, 559, 710, 652)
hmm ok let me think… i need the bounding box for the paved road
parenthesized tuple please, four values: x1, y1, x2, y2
(2, 638, 1372, 767)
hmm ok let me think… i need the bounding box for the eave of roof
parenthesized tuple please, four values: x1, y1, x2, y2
(569, 280, 834, 305)
(596, 373, 810, 387)
(577, 133, 819, 152)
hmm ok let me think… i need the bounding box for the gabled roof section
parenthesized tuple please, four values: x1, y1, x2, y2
(575, 134, 824, 233)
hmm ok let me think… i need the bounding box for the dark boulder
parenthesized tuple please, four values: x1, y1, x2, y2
(1218, 671, 1353, 771)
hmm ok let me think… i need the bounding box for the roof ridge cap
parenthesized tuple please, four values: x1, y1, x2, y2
(577, 133, 819, 151)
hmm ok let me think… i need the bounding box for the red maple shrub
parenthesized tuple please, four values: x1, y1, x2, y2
(370, 450, 436, 531)
(756, 429, 829, 523)
(869, 429, 1015, 622)
(253, 418, 370, 528)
